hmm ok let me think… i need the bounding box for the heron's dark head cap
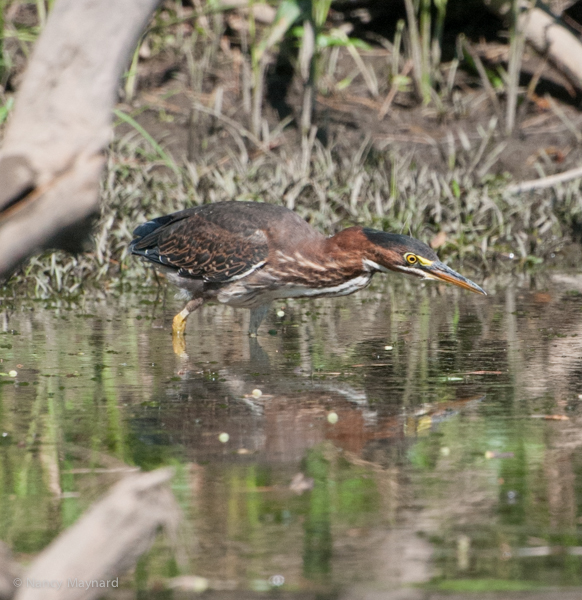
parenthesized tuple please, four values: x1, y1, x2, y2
(363, 229, 438, 262)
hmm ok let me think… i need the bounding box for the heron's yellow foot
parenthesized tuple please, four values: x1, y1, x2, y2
(170, 299, 203, 356)
(172, 310, 188, 336)
(172, 333, 188, 357)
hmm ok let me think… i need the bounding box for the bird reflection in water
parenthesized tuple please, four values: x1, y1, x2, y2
(134, 359, 485, 466)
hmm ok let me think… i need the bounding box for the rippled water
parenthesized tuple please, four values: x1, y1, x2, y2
(3, 271, 582, 597)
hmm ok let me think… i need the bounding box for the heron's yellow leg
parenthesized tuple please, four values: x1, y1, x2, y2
(171, 298, 204, 357)
(171, 298, 204, 336)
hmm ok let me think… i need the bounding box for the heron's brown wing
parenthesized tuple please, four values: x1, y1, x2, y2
(132, 213, 269, 283)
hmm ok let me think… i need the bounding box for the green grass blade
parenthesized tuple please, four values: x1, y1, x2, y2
(255, 0, 302, 62)
(113, 109, 180, 176)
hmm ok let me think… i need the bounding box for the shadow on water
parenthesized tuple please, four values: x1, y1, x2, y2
(4, 272, 582, 596)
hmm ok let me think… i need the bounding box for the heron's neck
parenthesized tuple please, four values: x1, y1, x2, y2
(324, 227, 371, 264)
(268, 227, 371, 287)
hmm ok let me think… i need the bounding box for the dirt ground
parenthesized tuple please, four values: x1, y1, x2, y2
(115, 3, 582, 184)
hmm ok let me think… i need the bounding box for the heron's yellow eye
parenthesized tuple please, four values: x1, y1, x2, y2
(405, 253, 418, 265)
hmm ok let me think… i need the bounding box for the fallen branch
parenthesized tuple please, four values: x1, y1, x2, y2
(15, 468, 178, 600)
(0, 0, 160, 278)
(484, 1, 582, 91)
(520, 4, 582, 90)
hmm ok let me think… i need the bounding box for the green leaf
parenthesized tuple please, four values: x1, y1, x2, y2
(315, 29, 372, 50)
(254, 0, 303, 61)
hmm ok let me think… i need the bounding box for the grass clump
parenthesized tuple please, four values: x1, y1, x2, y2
(4, 123, 572, 297)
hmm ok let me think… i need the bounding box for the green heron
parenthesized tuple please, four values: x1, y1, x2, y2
(130, 201, 486, 338)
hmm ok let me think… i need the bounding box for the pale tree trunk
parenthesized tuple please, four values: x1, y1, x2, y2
(0, 0, 161, 278)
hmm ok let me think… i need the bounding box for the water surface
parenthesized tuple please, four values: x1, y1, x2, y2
(3, 271, 582, 596)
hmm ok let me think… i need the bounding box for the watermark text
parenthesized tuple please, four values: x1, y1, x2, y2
(15, 578, 119, 590)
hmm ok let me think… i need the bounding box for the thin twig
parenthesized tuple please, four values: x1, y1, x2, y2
(460, 37, 502, 120)
(190, 99, 274, 155)
(299, 18, 315, 136)
(403, 0, 424, 102)
(506, 0, 529, 134)
(506, 165, 582, 193)
(545, 94, 582, 143)
(346, 44, 379, 98)
(379, 60, 412, 119)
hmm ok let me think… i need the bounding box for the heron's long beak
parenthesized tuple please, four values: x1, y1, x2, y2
(424, 261, 487, 295)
